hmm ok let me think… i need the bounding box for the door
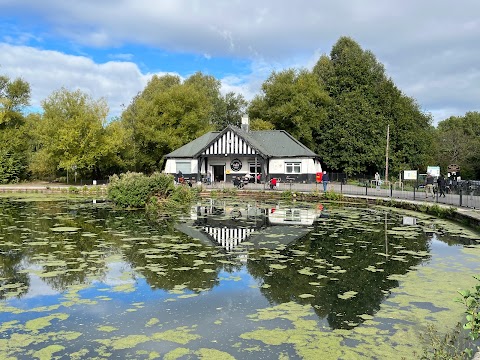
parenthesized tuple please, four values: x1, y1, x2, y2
(212, 165, 225, 182)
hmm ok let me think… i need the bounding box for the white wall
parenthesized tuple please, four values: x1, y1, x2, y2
(269, 158, 321, 174)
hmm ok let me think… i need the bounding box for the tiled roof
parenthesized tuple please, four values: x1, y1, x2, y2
(165, 126, 318, 158)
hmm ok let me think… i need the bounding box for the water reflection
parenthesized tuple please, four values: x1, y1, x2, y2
(0, 198, 479, 359)
(179, 199, 322, 251)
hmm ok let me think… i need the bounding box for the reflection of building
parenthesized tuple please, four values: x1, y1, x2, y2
(164, 117, 322, 184)
(176, 201, 322, 251)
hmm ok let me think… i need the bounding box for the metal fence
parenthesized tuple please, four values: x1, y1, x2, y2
(206, 179, 480, 210)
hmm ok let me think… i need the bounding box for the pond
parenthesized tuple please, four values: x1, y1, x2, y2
(0, 196, 479, 359)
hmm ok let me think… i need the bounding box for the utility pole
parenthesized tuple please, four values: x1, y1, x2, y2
(385, 124, 389, 183)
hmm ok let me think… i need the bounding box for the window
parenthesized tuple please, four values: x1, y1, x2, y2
(249, 164, 262, 175)
(176, 161, 191, 174)
(285, 162, 301, 174)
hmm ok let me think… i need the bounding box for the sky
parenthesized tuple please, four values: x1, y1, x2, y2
(1, 0, 479, 125)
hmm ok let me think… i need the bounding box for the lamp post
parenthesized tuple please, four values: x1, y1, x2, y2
(385, 124, 389, 184)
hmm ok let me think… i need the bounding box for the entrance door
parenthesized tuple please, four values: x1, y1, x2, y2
(212, 165, 225, 182)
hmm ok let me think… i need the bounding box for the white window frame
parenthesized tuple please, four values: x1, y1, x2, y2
(285, 162, 301, 174)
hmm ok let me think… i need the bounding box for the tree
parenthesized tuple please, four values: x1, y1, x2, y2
(0, 75, 30, 127)
(31, 88, 109, 180)
(214, 92, 248, 129)
(250, 118, 275, 131)
(312, 36, 434, 176)
(120, 74, 215, 173)
(435, 112, 480, 179)
(248, 68, 331, 152)
(0, 74, 31, 183)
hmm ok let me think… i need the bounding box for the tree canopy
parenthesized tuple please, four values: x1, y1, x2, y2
(249, 36, 434, 176)
(249, 68, 331, 153)
(0, 74, 31, 183)
(435, 112, 480, 179)
(30, 88, 110, 179)
(1, 36, 479, 183)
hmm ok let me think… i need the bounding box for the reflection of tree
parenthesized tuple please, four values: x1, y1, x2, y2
(119, 216, 239, 292)
(247, 209, 432, 330)
(0, 200, 31, 299)
(0, 200, 120, 295)
(0, 249, 29, 300)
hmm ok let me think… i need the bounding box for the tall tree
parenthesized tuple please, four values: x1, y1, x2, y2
(31, 88, 109, 179)
(312, 36, 433, 176)
(214, 92, 248, 129)
(248, 69, 331, 152)
(120, 74, 215, 173)
(0, 74, 31, 183)
(435, 112, 480, 179)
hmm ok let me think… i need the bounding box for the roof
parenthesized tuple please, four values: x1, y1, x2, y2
(165, 126, 318, 158)
(249, 130, 317, 157)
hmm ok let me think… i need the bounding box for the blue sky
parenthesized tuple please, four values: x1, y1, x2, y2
(1, 0, 479, 124)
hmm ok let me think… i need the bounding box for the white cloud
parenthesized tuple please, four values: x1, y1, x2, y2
(0, 43, 157, 118)
(1, 0, 480, 123)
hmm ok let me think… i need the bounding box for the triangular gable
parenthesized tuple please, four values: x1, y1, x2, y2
(195, 126, 266, 157)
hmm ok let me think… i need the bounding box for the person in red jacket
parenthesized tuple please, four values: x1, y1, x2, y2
(269, 177, 277, 190)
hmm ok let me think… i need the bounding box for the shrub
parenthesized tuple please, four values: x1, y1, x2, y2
(107, 172, 175, 208)
(457, 276, 480, 342)
(323, 190, 344, 201)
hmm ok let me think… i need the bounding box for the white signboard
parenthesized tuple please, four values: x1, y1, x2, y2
(403, 170, 417, 180)
(427, 166, 440, 177)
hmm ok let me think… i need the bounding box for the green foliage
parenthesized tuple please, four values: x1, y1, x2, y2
(0, 145, 27, 184)
(0, 75, 31, 127)
(0, 74, 32, 183)
(249, 118, 275, 130)
(425, 205, 457, 218)
(249, 69, 330, 152)
(107, 172, 175, 208)
(322, 190, 344, 201)
(419, 323, 471, 360)
(30, 88, 110, 179)
(311, 36, 434, 175)
(120, 74, 215, 173)
(457, 276, 480, 342)
(221, 187, 238, 196)
(435, 112, 480, 179)
(280, 190, 301, 200)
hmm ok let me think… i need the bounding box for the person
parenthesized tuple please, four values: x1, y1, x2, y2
(244, 173, 251, 183)
(256, 173, 261, 183)
(374, 172, 381, 190)
(206, 171, 211, 185)
(233, 176, 244, 189)
(437, 174, 446, 197)
(269, 177, 277, 190)
(176, 170, 183, 184)
(425, 173, 434, 199)
(322, 171, 329, 192)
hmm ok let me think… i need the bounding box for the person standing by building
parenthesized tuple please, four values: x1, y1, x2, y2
(425, 173, 434, 199)
(374, 172, 381, 190)
(437, 174, 446, 197)
(322, 171, 329, 192)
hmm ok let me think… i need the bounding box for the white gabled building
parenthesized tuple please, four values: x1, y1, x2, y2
(164, 118, 322, 184)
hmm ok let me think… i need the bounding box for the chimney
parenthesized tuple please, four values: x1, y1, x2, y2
(241, 115, 249, 132)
